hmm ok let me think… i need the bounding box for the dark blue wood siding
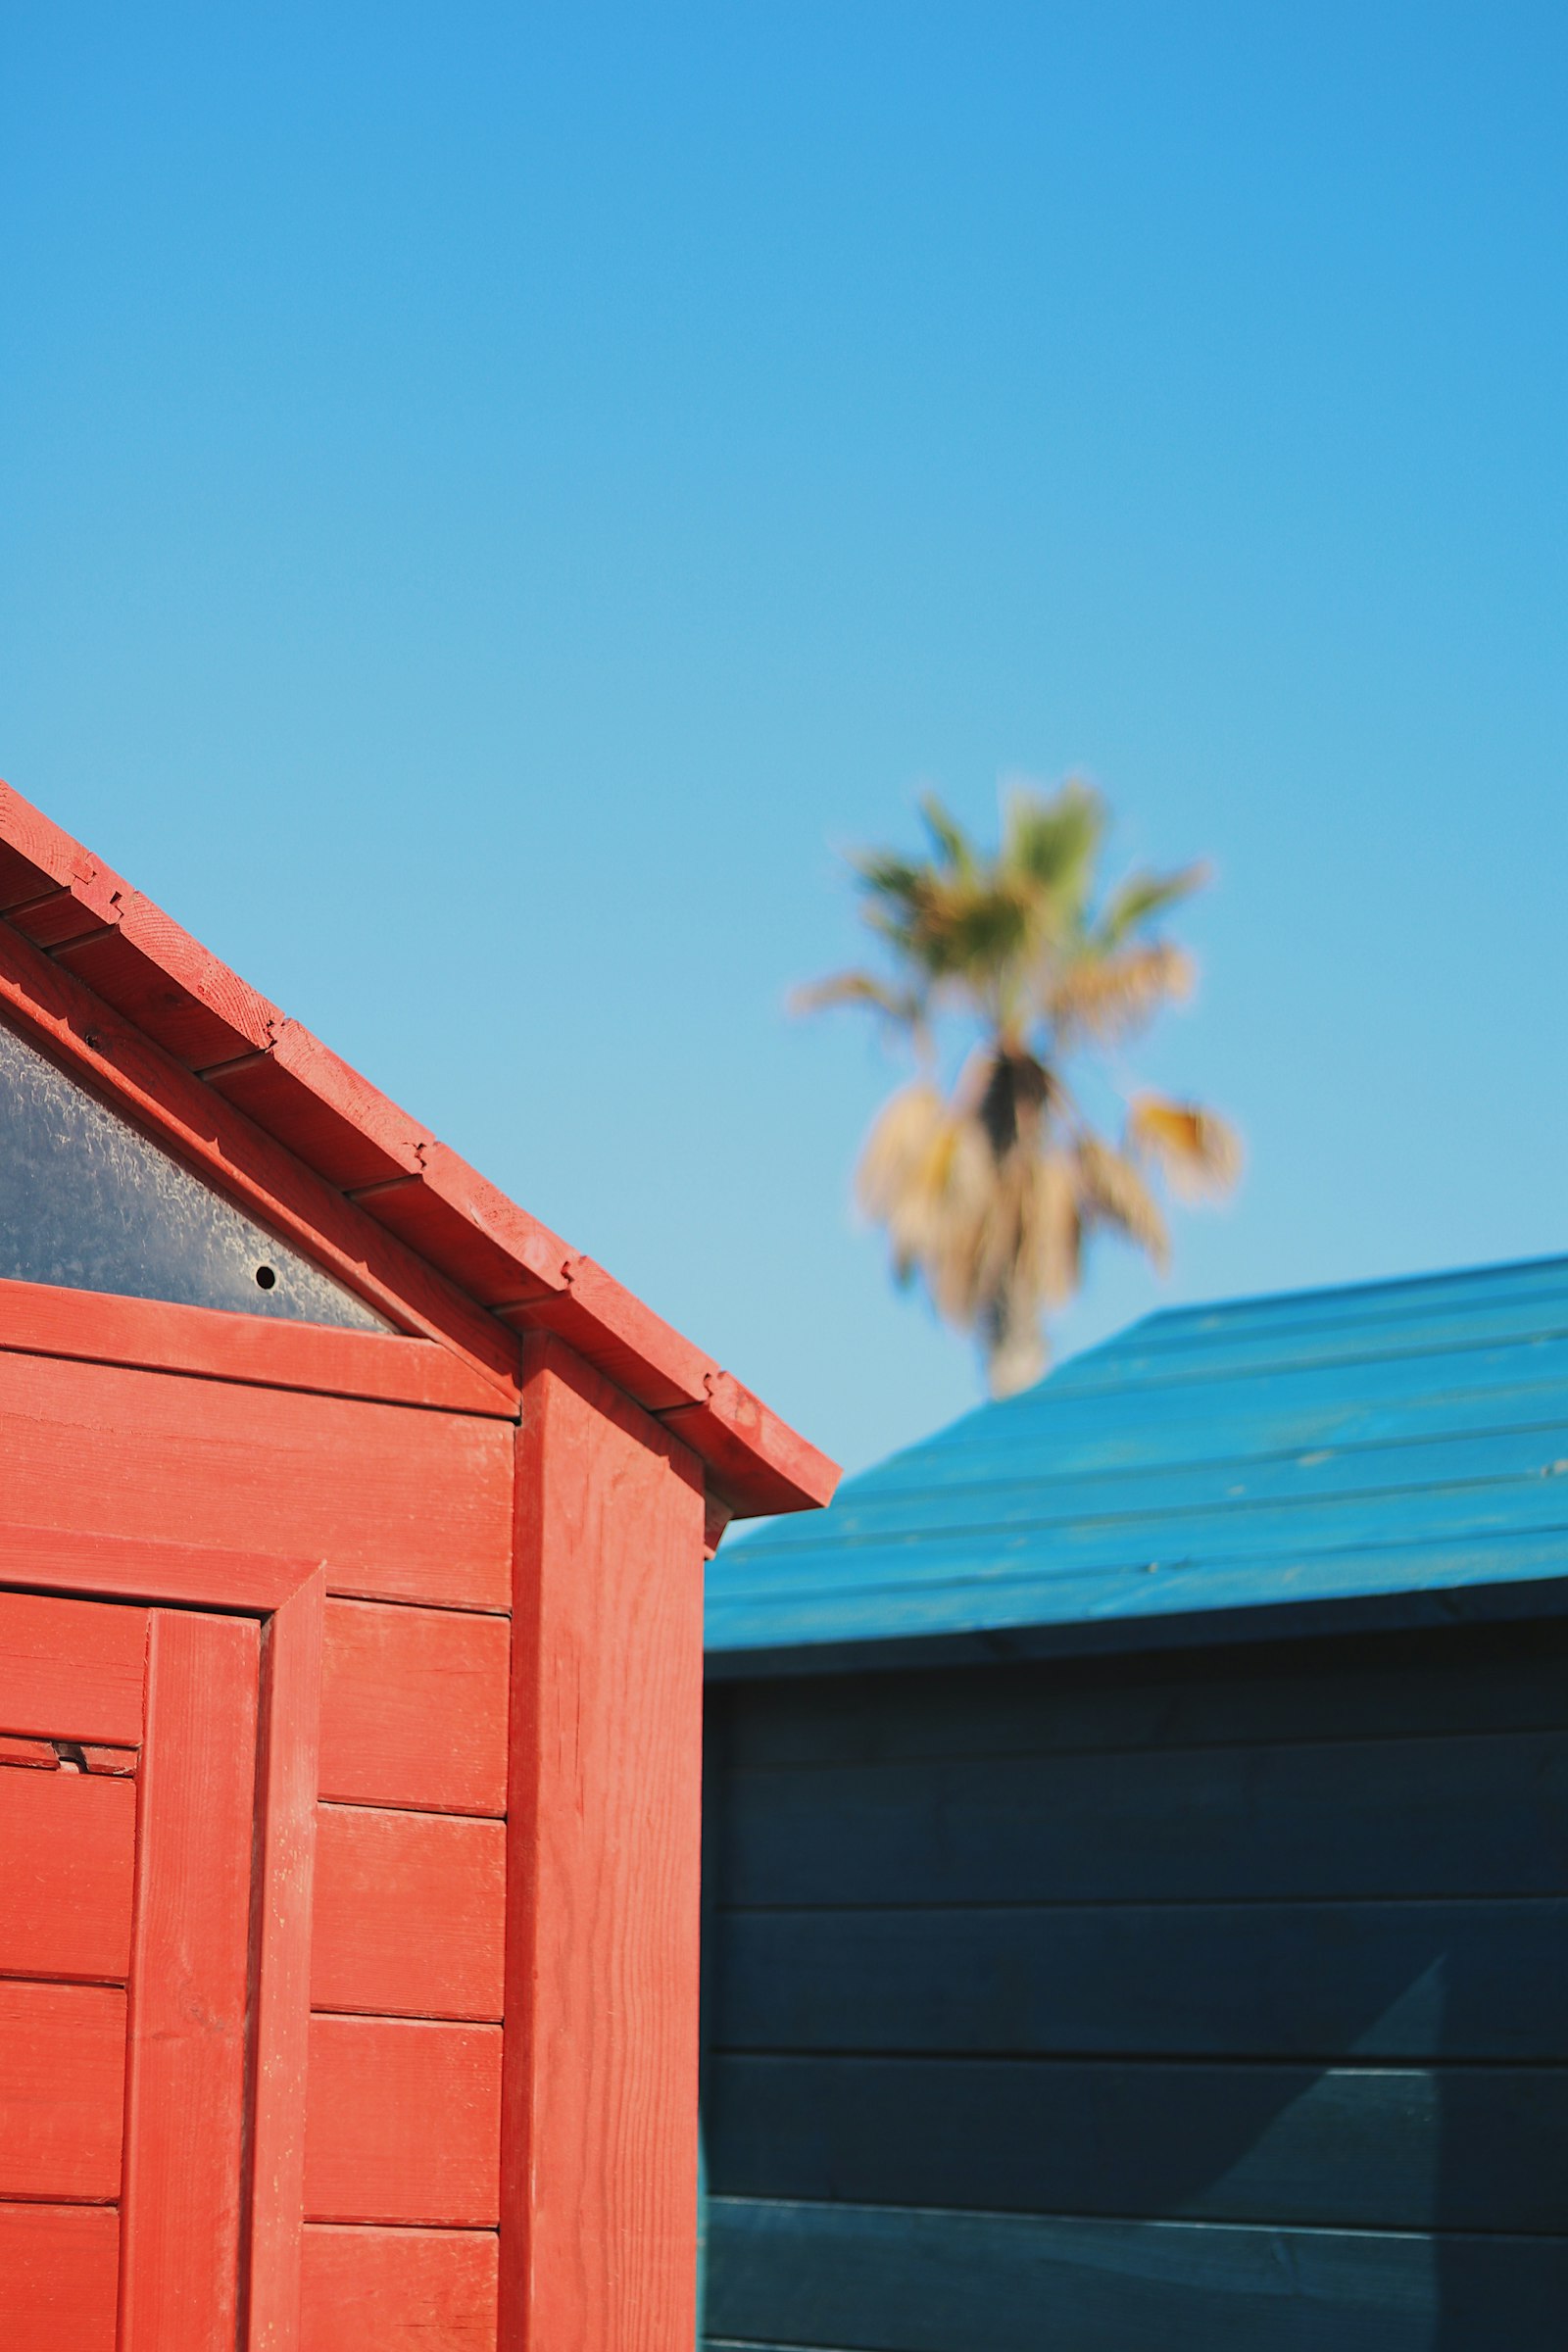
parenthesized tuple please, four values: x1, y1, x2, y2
(702, 1619, 1568, 2351)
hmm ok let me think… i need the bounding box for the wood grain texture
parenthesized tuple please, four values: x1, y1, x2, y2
(300, 2226, 499, 2351)
(208, 1021, 424, 1193)
(0, 2202, 121, 2352)
(511, 1254, 711, 1411)
(0, 1519, 316, 1615)
(707, 2195, 1568, 2352)
(357, 1139, 573, 1311)
(304, 2016, 503, 2227)
(705, 2053, 1568, 2233)
(313, 1805, 505, 2020)
(0, 1735, 58, 1766)
(55, 898, 275, 1070)
(0, 1586, 146, 1744)
(0, 1981, 125, 2200)
(319, 1599, 509, 1815)
(0, 1276, 513, 1417)
(660, 1367, 839, 1518)
(502, 1337, 707, 2352)
(246, 1572, 324, 2352)
(0, 1349, 513, 1609)
(0, 1767, 136, 1980)
(120, 1609, 259, 2352)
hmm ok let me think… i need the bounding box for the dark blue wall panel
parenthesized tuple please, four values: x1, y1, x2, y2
(703, 1617, 1568, 2350)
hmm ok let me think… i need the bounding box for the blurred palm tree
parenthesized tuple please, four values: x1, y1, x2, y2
(797, 779, 1241, 1396)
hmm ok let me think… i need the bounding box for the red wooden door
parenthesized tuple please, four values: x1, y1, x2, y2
(0, 1279, 513, 2352)
(0, 1585, 261, 2352)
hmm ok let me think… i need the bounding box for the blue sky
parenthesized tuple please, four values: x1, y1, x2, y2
(3, 6, 1565, 1476)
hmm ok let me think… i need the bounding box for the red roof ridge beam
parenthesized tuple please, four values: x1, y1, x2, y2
(0, 782, 839, 1520)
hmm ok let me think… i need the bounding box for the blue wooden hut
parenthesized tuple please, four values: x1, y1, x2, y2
(701, 1255, 1568, 2352)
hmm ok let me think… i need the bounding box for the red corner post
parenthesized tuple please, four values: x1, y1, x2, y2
(502, 1335, 708, 2350)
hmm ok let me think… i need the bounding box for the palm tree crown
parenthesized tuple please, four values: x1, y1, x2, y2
(798, 779, 1241, 1396)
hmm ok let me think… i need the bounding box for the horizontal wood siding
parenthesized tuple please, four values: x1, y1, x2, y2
(318, 1599, 509, 1815)
(311, 1569, 509, 2322)
(300, 2226, 499, 2351)
(0, 1769, 136, 1980)
(704, 1620, 1568, 2350)
(0, 2202, 121, 2352)
(0, 1350, 512, 1610)
(0, 1590, 146, 1744)
(304, 2016, 504, 2227)
(706, 2056, 1568, 2233)
(0, 1982, 125, 2200)
(707, 2196, 1568, 2352)
(312, 1805, 506, 2020)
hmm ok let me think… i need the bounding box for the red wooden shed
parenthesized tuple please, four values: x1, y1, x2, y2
(0, 782, 837, 2352)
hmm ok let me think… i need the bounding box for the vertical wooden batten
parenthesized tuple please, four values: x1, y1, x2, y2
(119, 1609, 261, 2352)
(501, 1337, 707, 2352)
(246, 1570, 325, 2352)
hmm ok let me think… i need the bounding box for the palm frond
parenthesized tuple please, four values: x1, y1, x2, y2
(1045, 941, 1195, 1042)
(1100, 859, 1211, 947)
(917, 791, 976, 875)
(1003, 778, 1103, 911)
(1074, 1134, 1170, 1268)
(856, 1085, 990, 1294)
(789, 969, 924, 1024)
(1127, 1095, 1244, 1200)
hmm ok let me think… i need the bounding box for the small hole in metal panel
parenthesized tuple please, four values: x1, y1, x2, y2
(255, 1263, 277, 1291)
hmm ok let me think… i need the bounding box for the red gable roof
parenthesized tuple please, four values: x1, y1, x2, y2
(0, 782, 839, 1520)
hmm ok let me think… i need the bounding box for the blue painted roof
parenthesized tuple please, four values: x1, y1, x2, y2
(707, 1253, 1568, 1663)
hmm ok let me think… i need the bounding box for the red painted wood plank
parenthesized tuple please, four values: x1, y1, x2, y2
(211, 1022, 424, 1192)
(246, 1572, 324, 2352)
(120, 1610, 259, 2352)
(304, 2017, 503, 2227)
(320, 1600, 509, 1816)
(0, 783, 128, 918)
(0, 837, 55, 910)
(313, 1805, 505, 2022)
(0, 1352, 513, 1610)
(501, 1338, 707, 2352)
(0, 1277, 514, 1417)
(0, 1981, 125, 2200)
(355, 1139, 571, 1310)
(54, 904, 276, 1071)
(508, 1254, 712, 1412)
(1, 1520, 310, 1614)
(661, 1366, 841, 1516)
(0, 2202, 120, 2352)
(0, 916, 518, 1395)
(0, 1768, 136, 1980)
(0, 1736, 57, 1767)
(0, 1587, 146, 1745)
(7, 891, 111, 948)
(300, 2226, 499, 2352)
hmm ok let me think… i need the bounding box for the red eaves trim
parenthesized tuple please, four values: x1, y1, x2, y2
(0, 783, 840, 1518)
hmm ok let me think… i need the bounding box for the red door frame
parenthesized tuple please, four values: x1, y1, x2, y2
(0, 1521, 324, 2352)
